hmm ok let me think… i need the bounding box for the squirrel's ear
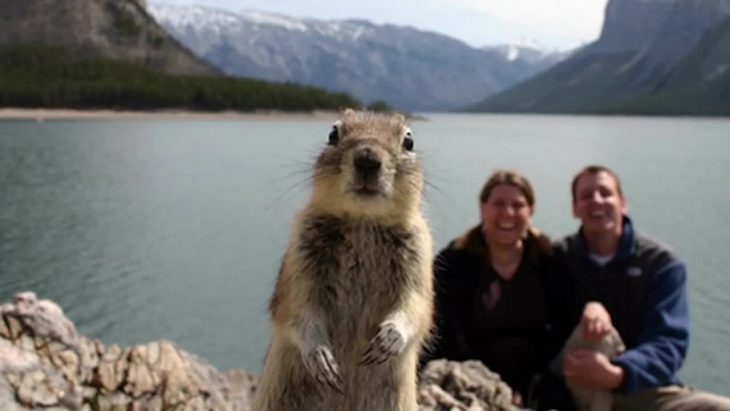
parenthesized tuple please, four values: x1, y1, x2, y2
(343, 108, 356, 117)
(393, 113, 406, 124)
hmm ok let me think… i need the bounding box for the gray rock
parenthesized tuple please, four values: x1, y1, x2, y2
(1, 292, 254, 410)
(1, 292, 518, 411)
(418, 360, 518, 411)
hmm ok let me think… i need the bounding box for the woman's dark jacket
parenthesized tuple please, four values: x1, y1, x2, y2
(423, 225, 553, 396)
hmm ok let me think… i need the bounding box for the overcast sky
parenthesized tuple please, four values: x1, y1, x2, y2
(154, 0, 610, 51)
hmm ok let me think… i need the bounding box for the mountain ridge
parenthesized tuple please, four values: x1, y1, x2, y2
(149, 3, 567, 112)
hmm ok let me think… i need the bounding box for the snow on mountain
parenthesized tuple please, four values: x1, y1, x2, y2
(481, 43, 569, 65)
(148, 3, 568, 111)
(150, 4, 366, 48)
(238, 9, 309, 32)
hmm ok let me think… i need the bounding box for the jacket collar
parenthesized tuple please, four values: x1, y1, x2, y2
(575, 215, 636, 264)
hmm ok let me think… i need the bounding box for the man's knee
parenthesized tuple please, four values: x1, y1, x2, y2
(674, 388, 730, 411)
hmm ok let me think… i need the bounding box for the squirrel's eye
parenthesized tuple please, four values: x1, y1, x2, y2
(403, 133, 414, 151)
(328, 127, 339, 146)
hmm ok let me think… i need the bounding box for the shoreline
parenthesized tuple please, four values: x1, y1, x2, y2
(0, 108, 344, 121)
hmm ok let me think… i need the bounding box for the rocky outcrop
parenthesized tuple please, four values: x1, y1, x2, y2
(419, 360, 516, 411)
(0, 292, 255, 410)
(0, 292, 517, 410)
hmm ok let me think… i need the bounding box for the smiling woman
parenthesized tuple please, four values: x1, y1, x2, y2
(423, 170, 553, 407)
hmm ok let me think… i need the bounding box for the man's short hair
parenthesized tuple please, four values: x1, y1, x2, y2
(571, 165, 624, 204)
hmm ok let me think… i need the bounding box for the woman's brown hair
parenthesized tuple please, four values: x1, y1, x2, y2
(479, 170, 535, 207)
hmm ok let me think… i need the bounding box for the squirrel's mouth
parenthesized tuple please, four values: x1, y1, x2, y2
(350, 174, 385, 197)
(352, 184, 381, 197)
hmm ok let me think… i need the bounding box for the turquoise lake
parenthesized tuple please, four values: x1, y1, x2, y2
(1, 113, 728, 394)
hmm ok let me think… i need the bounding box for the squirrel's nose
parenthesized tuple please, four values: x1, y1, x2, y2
(354, 148, 382, 174)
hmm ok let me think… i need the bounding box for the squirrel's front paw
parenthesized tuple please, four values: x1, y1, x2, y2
(303, 345, 344, 393)
(361, 321, 405, 365)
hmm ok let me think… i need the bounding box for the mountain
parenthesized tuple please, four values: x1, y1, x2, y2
(148, 4, 567, 112)
(0, 0, 361, 112)
(590, 0, 677, 54)
(473, 0, 730, 115)
(0, 0, 216, 76)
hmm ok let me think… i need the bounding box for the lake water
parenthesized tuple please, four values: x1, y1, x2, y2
(0, 114, 729, 395)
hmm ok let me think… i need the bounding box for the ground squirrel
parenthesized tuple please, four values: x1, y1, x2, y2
(253, 109, 434, 411)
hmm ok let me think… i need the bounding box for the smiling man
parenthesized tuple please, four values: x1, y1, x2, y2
(548, 165, 730, 410)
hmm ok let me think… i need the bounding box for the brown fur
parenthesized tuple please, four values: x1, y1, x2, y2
(253, 110, 434, 411)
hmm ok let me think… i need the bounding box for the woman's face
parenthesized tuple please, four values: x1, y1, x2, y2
(480, 183, 534, 247)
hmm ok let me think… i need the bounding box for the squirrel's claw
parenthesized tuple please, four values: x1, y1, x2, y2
(304, 345, 345, 393)
(361, 322, 405, 365)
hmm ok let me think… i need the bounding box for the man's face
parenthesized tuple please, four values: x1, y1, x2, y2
(572, 171, 627, 236)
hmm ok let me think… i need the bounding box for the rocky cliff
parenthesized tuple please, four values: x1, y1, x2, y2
(642, 0, 730, 69)
(590, 0, 677, 53)
(473, 0, 730, 115)
(0, 292, 518, 410)
(0, 0, 217, 76)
